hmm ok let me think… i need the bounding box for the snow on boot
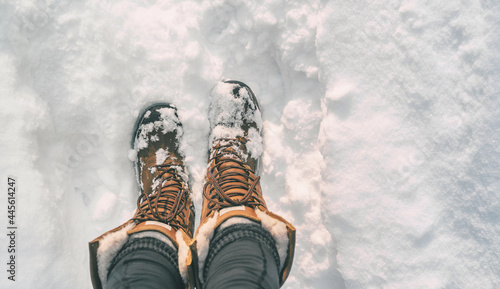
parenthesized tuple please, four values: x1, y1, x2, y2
(195, 80, 296, 287)
(89, 104, 197, 289)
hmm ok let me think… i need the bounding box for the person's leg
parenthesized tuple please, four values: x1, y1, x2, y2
(88, 104, 196, 289)
(195, 80, 296, 288)
(204, 224, 280, 289)
(107, 236, 184, 289)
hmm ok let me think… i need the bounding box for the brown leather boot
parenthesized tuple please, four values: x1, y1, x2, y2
(195, 80, 296, 287)
(130, 103, 194, 238)
(89, 104, 197, 289)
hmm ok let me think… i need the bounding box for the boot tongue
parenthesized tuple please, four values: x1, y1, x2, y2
(140, 150, 183, 194)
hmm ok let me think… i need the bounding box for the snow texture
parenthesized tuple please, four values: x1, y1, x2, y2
(208, 81, 264, 165)
(155, 148, 169, 165)
(133, 106, 182, 152)
(1, 0, 500, 288)
(209, 81, 262, 131)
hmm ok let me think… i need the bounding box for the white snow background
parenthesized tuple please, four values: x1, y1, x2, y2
(1, 0, 499, 288)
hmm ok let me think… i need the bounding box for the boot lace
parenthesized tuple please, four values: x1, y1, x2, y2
(203, 137, 265, 215)
(133, 160, 190, 230)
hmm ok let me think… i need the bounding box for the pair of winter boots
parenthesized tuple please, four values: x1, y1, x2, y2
(88, 80, 295, 289)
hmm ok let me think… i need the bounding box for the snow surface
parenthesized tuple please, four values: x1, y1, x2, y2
(1, 0, 499, 288)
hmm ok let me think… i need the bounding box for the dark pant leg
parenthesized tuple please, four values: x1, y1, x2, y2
(204, 224, 280, 289)
(107, 237, 184, 289)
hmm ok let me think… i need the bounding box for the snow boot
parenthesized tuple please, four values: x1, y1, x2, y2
(195, 80, 296, 287)
(89, 104, 197, 289)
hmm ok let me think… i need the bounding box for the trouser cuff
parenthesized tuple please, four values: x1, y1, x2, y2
(203, 223, 280, 281)
(108, 236, 178, 278)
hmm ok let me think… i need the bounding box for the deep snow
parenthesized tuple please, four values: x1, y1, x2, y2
(1, 0, 499, 288)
